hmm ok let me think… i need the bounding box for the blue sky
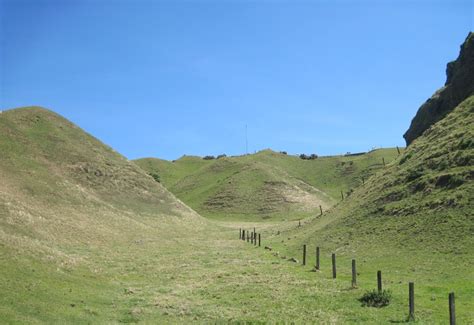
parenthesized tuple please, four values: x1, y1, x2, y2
(1, 0, 472, 160)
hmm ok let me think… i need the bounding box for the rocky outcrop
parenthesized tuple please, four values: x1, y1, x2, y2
(404, 32, 474, 145)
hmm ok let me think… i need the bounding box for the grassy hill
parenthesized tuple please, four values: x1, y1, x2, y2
(263, 95, 474, 322)
(0, 107, 206, 322)
(135, 148, 401, 221)
(0, 107, 419, 323)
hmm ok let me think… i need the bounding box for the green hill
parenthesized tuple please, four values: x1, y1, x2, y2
(135, 148, 401, 221)
(0, 107, 205, 322)
(265, 95, 474, 322)
(0, 107, 419, 323)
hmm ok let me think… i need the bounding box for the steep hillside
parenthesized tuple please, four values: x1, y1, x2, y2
(136, 148, 401, 221)
(266, 96, 474, 322)
(404, 32, 474, 145)
(0, 107, 204, 322)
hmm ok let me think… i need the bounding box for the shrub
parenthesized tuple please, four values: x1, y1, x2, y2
(310, 154, 318, 160)
(148, 172, 161, 183)
(299, 154, 309, 160)
(458, 138, 473, 150)
(435, 174, 464, 189)
(406, 168, 424, 181)
(399, 152, 413, 165)
(280, 151, 287, 155)
(217, 154, 227, 159)
(359, 290, 392, 308)
(203, 155, 215, 160)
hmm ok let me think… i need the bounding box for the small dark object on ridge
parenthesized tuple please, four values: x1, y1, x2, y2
(299, 153, 318, 160)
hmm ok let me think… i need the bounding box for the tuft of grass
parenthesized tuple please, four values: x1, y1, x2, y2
(359, 290, 392, 308)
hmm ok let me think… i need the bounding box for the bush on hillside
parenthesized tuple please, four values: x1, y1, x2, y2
(217, 154, 227, 159)
(203, 155, 216, 160)
(280, 151, 287, 155)
(148, 172, 161, 183)
(435, 173, 465, 189)
(359, 290, 392, 308)
(406, 167, 424, 182)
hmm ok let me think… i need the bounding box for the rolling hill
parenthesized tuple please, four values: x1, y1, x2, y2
(135, 148, 401, 221)
(0, 107, 205, 322)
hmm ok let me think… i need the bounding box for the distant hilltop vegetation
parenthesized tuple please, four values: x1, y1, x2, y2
(404, 32, 474, 145)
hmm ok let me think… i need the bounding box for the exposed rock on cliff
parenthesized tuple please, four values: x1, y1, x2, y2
(404, 32, 474, 145)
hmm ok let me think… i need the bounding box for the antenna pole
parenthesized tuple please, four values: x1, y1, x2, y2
(245, 124, 248, 155)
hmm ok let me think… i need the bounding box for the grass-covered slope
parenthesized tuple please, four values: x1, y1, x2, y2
(266, 96, 474, 322)
(0, 106, 414, 323)
(0, 106, 203, 322)
(135, 148, 401, 221)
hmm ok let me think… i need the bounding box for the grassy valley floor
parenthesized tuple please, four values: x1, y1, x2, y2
(2, 218, 472, 323)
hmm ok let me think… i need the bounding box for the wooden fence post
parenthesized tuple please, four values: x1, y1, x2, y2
(254, 232, 256, 246)
(242, 230, 245, 241)
(319, 205, 323, 216)
(239, 228, 241, 239)
(302, 245, 306, 266)
(258, 233, 261, 247)
(340, 191, 344, 200)
(382, 157, 386, 166)
(332, 253, 336, 279)
(362, 176, 365, 184)
(316, 247, 320, 270)
(247, 232, 249, 242)
(408, 282, 415, 321)
(251, 232, 254, 244)
(449, 292, 456, 325)
(377, 271, 382, 292)
(397, 146, 401, 155)
(351, 259, 357, 288)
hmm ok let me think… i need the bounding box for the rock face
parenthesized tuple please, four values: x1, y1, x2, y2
(404, 32, 474, 145)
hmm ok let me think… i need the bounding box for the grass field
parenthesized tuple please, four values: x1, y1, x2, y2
(0, 102, 472, 323)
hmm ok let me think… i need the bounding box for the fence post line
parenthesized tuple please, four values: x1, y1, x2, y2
(316, 247, 320, 270)
(408, 282, 415, 321)
(449, 292, 456, 325)
(351, 259, 357, 288)
(332, 253, 336, 279)
(258, 233, 261, 247)
(302, 245, 306, 266)
(377, 271, 382, 292)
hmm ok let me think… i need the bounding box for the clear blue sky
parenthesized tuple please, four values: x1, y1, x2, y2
(1, 0, 472, 160)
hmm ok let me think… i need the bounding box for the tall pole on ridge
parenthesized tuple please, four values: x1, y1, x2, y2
(245, 124, 248, 155)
